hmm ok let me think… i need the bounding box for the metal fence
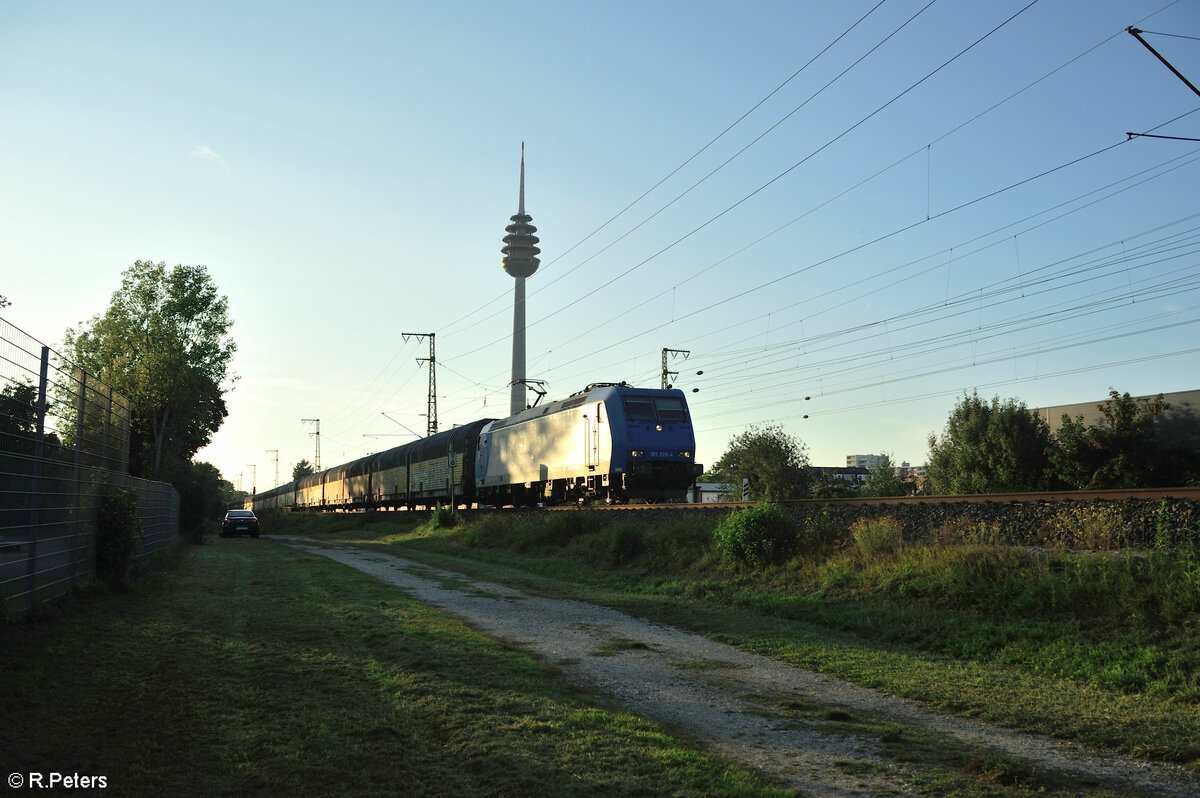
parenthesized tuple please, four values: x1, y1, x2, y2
(1, 316, 179, 614)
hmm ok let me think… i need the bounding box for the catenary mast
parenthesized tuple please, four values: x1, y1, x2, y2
(501, 143, 541, 416)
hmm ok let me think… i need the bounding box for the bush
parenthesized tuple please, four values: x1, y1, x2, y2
(798, 507, 842, 553)
(96, 489, 143, 590)
(430, 504, 461, 529)
(713, 504, 796, 567)
(524, 512, 605, 550)
(605, 523, 646, 564)
(933, 517, 1005, 546)
(850, 517, 903, 558)
(462, 514, 515, 548)
(1043, 503, 1127, 550)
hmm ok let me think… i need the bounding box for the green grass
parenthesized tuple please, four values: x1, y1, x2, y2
(283, 509, 1200, 772)
(0, 537, 786, 797)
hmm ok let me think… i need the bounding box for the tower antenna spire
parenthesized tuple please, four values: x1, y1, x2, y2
(519, 141, 526, 215)
(502, 144, 541, 416)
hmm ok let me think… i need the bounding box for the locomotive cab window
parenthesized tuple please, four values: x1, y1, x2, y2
(654, 397, 688, 422)
(623, 396, 656, 421)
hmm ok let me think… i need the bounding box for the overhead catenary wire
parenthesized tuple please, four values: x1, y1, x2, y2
(557, 218, 1200, 409)
(433, 0, 897, 343)
(443, 0, 1054, 393)
(460, 135, 1200, 428)
(301, 1, 1197, 468)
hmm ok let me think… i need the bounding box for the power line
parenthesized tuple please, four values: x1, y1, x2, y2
(278, 3, 1196, 464)
(431, 0, 897, 344)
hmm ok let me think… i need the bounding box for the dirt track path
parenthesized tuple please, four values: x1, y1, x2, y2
(278, 537, 1198, 797)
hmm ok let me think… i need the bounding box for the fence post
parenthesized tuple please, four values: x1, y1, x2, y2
(101, 383, 113, 472)
(23, 347, 51, 605)
(34, 346, 48, 452)
(71, 369, 87, 587)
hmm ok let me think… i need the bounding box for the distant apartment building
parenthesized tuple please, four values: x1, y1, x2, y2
(847, 454, 927, 481)
(814, 465, 871, 486)
(846, 454, 883, 469)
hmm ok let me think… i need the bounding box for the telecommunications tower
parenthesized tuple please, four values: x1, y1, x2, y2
(501, 143, 541, 416)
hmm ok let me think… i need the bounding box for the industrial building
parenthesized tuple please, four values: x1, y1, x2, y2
(1032, 389, 1200, 451)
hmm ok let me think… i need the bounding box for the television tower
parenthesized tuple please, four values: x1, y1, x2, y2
(501, 143, 541, 416)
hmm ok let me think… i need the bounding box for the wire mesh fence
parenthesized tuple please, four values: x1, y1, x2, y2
(1, 316, 179, 614)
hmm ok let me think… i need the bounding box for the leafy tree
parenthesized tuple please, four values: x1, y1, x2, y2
(704, 424, 809, 502)
(1, 382, 62, 456)
(860, 453, 906, 498)
(169, 460, 233, 543)
(927, 393, 1052, 494)
(63, 261, 236, 478)
(809, 468, 859, 499)
(1, 382, 40, 455)
(292, 459, 315, 481)
(1051, 390, 1184, 488)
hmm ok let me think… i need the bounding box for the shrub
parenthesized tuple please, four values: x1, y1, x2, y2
(462, 514, 515, 548)
(850, 517, 903, 558)
(712, 504, 796, 567)
(1043, 503, 1127, 550)
(96, 488, 143, 590)
(797, 507, 842, 553)
(934, 517, 1005, 546)
(430, 503, 461, 529)
(605, 523, 646, 564)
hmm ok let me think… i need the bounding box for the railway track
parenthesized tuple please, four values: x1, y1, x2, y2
(544, 486, 1200, 511)
(284, 486, 1200, 514)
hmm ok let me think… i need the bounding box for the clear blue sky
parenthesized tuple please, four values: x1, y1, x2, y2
(3, 1, 1198, 490)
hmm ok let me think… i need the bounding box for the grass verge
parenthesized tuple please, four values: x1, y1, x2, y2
(274, 509, 1200, 773)
(0, 536, 786, 797)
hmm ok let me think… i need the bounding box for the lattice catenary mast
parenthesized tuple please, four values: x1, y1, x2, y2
(403, 332, 437, 437)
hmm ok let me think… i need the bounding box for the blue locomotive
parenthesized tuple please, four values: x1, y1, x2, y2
(250, 383, 701, 512)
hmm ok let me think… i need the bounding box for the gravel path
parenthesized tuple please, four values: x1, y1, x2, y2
(278, 537, 1198, 797)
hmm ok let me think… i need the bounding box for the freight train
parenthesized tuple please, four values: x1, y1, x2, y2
(250, 382, 701, 513)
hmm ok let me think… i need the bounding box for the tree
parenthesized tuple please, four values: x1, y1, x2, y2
(1051, 390, 1179, 488)
(292, 459, 315, 481)
(927, 393, 1052, 494)
(860, 453, 906, 498)
(63, 261, 236, 478)
(169, 460, 231, 543)
(704, 424, 809, 502)
(1, 382, 62, 457)
(810, 468, 859, 499)
(1, 382, 40, 455)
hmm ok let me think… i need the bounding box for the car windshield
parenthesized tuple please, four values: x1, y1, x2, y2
(227, 511, 254, 518)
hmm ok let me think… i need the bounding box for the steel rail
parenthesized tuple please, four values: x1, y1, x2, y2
(543, 486, 1200, 511)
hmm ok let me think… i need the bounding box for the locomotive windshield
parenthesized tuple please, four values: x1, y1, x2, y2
(624, 396, 656, 421)
(654, 396, 687, 421)
(623, 394, 689, 422)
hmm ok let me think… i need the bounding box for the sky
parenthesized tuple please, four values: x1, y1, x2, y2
(2, 0, 1198, 491)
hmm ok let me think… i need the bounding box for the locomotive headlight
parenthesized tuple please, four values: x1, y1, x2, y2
(631, 450, 645, 458)
(679, 450, 692, 459)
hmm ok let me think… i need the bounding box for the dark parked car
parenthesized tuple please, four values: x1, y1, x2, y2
(221, 509, 260, 538)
